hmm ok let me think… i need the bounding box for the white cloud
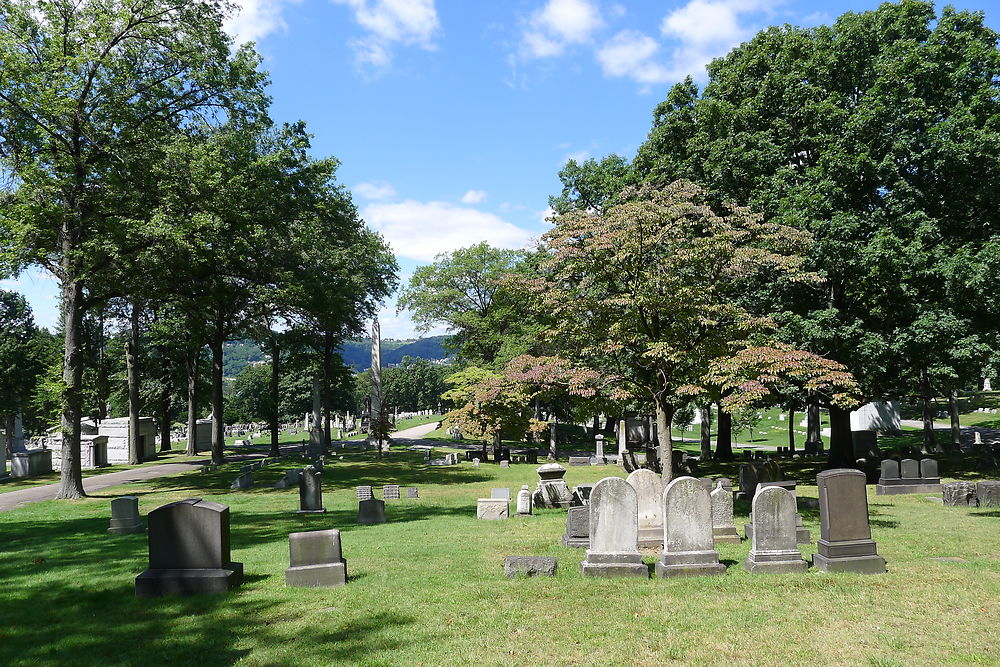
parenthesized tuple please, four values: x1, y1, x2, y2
(564, 148, 591, 164)
(333, 0, 440, 69)
(596, 30, 673, 85)
(538, 206, 556, 224)
(520, 0, 603, 59)
(223, 0, 298, 45)
(354, 181, 397, 200)
(460, 189, 487, 205)
(362, 200, 533, 262)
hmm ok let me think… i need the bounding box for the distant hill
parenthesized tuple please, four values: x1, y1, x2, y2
(223, 335, 451, 377)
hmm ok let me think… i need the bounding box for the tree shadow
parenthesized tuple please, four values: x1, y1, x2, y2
(969, 510, 1000, 518)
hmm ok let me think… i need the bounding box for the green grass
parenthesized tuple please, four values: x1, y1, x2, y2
(392, 414, 441, 431)
(2, 445, 999, 665)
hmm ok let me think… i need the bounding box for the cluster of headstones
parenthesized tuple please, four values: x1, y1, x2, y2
(477, 485, 534, 519)
(562, 468, 885, 579)
(112, 497, 349, 597)
(354, 484, 419, 524)
(875, 458, 942, 495)
(942, 480, 1000, 507)
(975, 407, 998, 414)
(429, 452, 461, 466)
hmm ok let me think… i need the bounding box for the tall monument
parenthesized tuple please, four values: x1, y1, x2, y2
(370, 319, 383, 451)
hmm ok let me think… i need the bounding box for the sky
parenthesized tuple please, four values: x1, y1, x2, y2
(4, 0, 1000, 338)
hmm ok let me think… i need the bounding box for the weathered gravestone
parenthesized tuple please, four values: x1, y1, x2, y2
(230, 472, 253, 490)
(812, 468, 886, 574)
(744, 486, 807, 574)
(745, 480, 811, 544)
(942, 482, 977, 506)
(285, 529, 347, 588)
(356, 485, 373, 501)
(562, 506, 590, 548)
(477, 497, 509, 520)
(568, 456, 590, 466)
(572, 484, 594, 506)
(273, 468, 301, 489)
(406, 487, 419, 499)
(357, 498, 386, 525)
(135, 498, 243, 597)
(580, 477, 648, 578)
(532, 462, 573, 508)
(297, 465, 325, 514)
(655, 476, 725, 578)
(491, 488, 511, 500)
(710, 482, 741, 544)
(976, 481, 1000, 507)
(383, 484, 400, 500)
(595, 434, 605, 459)
(504, 556, 557, 578)
(108, 496, 144, 534)
(736, 464, 759, 501)
(499, 460, 510, 469)
(516, 485, 532, 516)
(472, 458, 480, 467)
(626, 468, 664, 547)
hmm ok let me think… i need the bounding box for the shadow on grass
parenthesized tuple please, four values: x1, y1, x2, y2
(969, 510, 1000, 518)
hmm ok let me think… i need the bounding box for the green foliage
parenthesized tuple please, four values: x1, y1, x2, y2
(549, 154, 634, 215)
(225, 363, 274, 425)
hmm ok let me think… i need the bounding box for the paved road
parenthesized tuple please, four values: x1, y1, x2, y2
(0, 422, 443, 513)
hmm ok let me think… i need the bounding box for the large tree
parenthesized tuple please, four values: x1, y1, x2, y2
(0, 0, 265, 497)
(0, 290, 44, 449)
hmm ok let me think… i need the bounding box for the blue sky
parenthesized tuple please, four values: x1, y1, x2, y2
(5, 0, 999, 338)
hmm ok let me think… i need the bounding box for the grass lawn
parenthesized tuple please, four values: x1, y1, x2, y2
(1, 445, 999, 665)
(392, 414, 441, 431)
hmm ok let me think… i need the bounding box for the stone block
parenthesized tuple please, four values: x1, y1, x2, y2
(503, 556, 557, 578)
(356, 485, 373, 500)
(477, 498, 509, 520)
(108, 496, 144, 534)
(561, 506, 589, 548)
(406, 487, 419, 499)
(568, 456, 590, 466)
(357, 498, 386, 525)
(285, 529, 347, 588)
(10, 449, 53, 478)
(383, 484, 400, 500)
(491, 488, 511, 500)
(942, 482, 977, 506)
(976, 481, 1000, 507)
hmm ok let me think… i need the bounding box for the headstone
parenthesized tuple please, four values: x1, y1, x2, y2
(976, 481, 1000, 507)
(697, 477, 713, 492)
(595, 434, 604, 459)
(231, 472, 253, 490)
(297, 465, 325, 513)
(491, 487, 511, 500)
(745, 480, 811, 545)
(919, 458, 940, 483)
(744, 486, 807, 574)
(626, 469, 664, 547)
(515, 485, 533, 515)
(974, 432, 983, 446)
(580, 477, 648, 578)
(736, 464, 759, 501)
(900, 458, 919, 481)
(383, 484, 400, 500)
(406, 487, 419, 499)
(812, 468, 887, 574)
(135, 498, 243, 597)
(356, 485, 373, 501)
(357, 498, 386, 525)
(273, 468, 302, 489)
(710, 482, 740, 544)
(572, 483, 594, 506)
(568, 456, 590, 466)
(499, 460, 510, 468)
(285, 529, 347, 588)
(477, 497, 509, 520)
(108, 496, 144, 534)
(503, 556, 557, 578)
(876, 457, 942, 495)
(532, 462, 573, 508)
(942, 482, 977, 506)
(716, 477, 733, 494)
(655, 476, 725, 578)
(472, 458, 480, 467)
(561, 506, 589, 547)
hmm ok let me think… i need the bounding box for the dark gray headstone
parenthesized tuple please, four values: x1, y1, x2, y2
(357, 498, 386, 525)
(851, 430, 879, 458)
(919, 458, 939, 481)
(285, 529, 347, 588)
(900, 458, 919, 480)
(561, 506, 590, 547)
(231, 472, 253, 490)
(135, 498, 243, 597)
(297, 465, 325, 513)
(812, 469, 886, 574)
(879, 459, 899, 481)
(503, 556, 557, 578)
(108, 496, 144, 534)
(737, 464, 759, 500)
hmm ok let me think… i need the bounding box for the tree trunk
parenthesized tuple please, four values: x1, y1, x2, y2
(126, 301, 142, 465)
(655, 399, 673, 482)
(920, 368, 937, 453)
(185, 348, 199, 457)
(56, 279, 86, 499)
(322, 333, 332, 450)
(158, 350, 173, 453)
(269, 337, 281, 458)
(948, 389, 961, 451)
(787, 409, 795, 453)
(806, 401, 822, 452)
(826, 405, 854, 467)
(699, 404, 712, 460)
(493, 430, 502, 461)
(96, 307, 108, 420)
(210, 325, 225, 465)
(715, 406, 733, 460)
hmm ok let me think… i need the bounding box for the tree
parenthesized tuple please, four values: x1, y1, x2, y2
(0, 0, 266, 497)
(629, 1, 1000, 465)
(0, 290, 43, 448)
(398, 243, 538, 366)
(226, 363, 274, 425)
(549, 154, 633, 215)
(528, 181, 857, 475)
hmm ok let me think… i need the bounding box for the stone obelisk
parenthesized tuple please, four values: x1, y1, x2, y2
(370, 319, 383, 452)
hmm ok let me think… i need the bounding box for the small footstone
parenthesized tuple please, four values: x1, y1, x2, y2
(503, 556, 557, 578)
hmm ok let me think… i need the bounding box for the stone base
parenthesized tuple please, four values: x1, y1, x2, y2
(744, 551, 808, 574)
(637, 527, 662, 548)
(135, 562, 243, 597)
(875, 483, 942, 495)
(296, 509, 327, 514)
(580, 551, 649, 578)
(108, 519, 144, 534)
(713, 526, 741, 544)
(655, 550, 725, 578)
(812, 552, 887, 574)
(561, 535, 589, 548)
(285, 561, 347, 588)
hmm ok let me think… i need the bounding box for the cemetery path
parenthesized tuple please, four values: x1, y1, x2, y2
(0, 453, 266, 513)
(390, 422, 440, 440)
